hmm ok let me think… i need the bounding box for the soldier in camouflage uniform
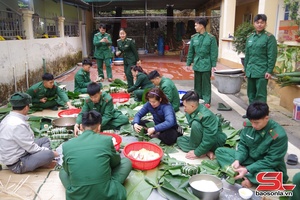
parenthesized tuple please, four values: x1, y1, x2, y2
(186, 18, 218, 106)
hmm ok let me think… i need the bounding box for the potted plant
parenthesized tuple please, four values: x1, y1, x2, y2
(232, 22, 255, 65)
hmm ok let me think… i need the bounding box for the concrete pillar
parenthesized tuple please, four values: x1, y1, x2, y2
(58, 16, 65, 37)
(258, 0, 279, 34)
(28, 0, 34, 11)
(81, 21, 88, 58)
(21, 9, 34, 40)
(166, 5, 174, 46)
(219, 0, 236, 38)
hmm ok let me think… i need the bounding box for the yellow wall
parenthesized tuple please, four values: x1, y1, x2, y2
(235, 1, 259, 30)
(34, 0, 81, 21)
(0, 1, 19, 11)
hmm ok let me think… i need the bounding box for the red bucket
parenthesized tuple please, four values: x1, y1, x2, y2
(58, 109, 81, 118)
(110, 93, 130, 104)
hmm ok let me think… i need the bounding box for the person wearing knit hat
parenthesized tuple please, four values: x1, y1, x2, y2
(185, 17, 218, 107)
(26, 73, 76, 110)
(9, 92, 32, 107)
(0, 92, 59, 174)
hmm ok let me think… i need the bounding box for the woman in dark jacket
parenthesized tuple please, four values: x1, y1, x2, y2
(127, 65, 154, 101)
(132, 88, 181, 145)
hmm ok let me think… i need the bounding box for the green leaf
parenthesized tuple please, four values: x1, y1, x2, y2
(144, 167, 162, 188)
(145, 121, 155, 128)
(169, 168, 182, 176)
(157, 186, 187, 200)
(125, 171, 153, 200)
(161, 176, 198, 200)
(67, 91, 80, 100)
(119, 123, 134, 134)
(162, 146, 179, 154)
(0, 107, 11, 114)
(148, 138, 161, 145)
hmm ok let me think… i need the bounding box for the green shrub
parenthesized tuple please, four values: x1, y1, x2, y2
(232, 22, 255, 54)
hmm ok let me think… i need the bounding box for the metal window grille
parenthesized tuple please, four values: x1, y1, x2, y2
(64, 21, 79, 37)
(0, 10, 25, 39)
(32, 16, 59, 38)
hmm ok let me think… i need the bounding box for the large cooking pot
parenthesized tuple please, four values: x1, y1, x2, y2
(189, 174, 223, 200)
(52, 117, 76, 129)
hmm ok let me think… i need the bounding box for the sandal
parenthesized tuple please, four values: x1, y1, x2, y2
(287, 154, 298, 165)
(217, 103, 232, 111)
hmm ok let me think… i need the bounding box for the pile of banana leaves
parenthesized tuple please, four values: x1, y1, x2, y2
(274, 71, 300, 87)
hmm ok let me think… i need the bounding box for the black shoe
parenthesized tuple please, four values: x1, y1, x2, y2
(242, 114, 247, 119)
(51, 106, 58, 111)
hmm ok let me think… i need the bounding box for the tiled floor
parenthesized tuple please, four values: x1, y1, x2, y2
(57, 54, 232, 84)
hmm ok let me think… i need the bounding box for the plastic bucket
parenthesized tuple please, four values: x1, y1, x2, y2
(214, 72, 244, 94)
(293, 98, 300, 121)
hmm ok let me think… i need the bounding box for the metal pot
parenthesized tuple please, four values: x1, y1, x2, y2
(189, 174, 223, 200)
(214, 72, 245, 94)
(52, 117, 76, 129)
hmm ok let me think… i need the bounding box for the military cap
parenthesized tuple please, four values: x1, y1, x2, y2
(10, 92, 32, 107)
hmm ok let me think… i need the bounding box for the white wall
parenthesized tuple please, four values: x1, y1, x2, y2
(0, 37, 82, 84)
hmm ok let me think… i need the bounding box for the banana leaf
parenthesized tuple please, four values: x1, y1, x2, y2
(168, 168, 182, 176)
(159, 175, 198, 200)
(0, 106, 11, 114)
(144, 167, 163, 188)
(117, 106, 138, 119)
(145, 121, 155, 128)
(67, 91, 80, 100)
(162, 145, 178, 154)
(119, 123, 135, 134)
(0, 113, 8, 122)
(125, 171, 153, 200)
(223, 129, 241, 139)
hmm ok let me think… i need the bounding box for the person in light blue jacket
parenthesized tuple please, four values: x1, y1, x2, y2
(132, 88, 181, 145)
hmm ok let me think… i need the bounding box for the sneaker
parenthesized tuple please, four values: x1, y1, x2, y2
(96, 77, 104, 82)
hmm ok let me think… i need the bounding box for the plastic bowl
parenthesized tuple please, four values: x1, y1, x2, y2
(110, 93, 130, 104)
(123, 142, 163, 170)
(58, 109, 81, 118)
(238, 188, 253, 199)
(100, 132, 122, 151)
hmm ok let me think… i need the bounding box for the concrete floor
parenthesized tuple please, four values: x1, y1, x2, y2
(0, 54, 299, 200)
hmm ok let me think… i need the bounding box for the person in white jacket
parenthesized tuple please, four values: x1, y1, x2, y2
(0, 92, 58, 173)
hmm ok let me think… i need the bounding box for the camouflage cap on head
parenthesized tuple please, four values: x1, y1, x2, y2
(10, 92, 32, 107)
